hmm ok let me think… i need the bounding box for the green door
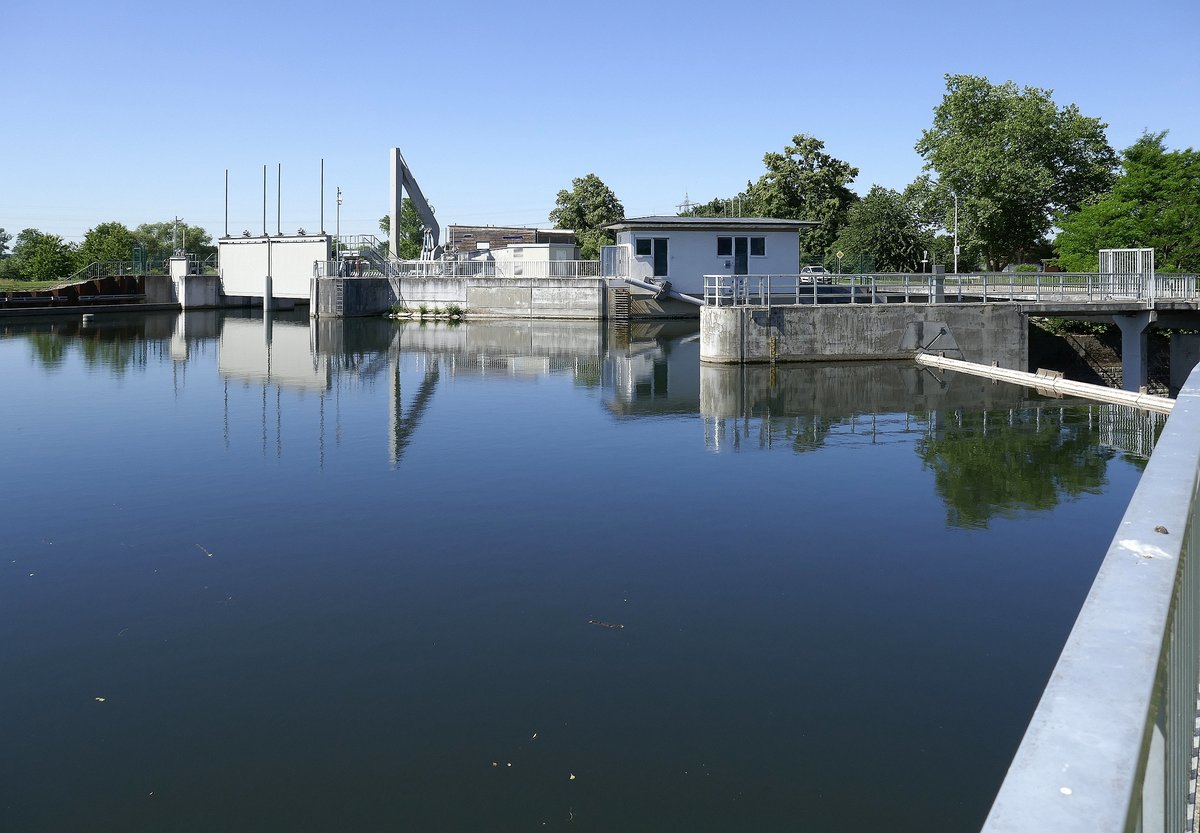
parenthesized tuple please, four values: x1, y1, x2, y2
(653, 238, 669, 277)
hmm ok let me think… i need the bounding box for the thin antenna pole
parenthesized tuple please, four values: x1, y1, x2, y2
(277, 162, 282, 236)
(320, 159, 325, 234)
(224, 169, 229, 237)
(262, 164, 267, 236)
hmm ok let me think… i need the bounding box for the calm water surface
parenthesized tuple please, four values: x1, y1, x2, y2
(0, 311, 1159, 832)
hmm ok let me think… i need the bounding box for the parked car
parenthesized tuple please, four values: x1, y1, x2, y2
(800, 265, 832, 285)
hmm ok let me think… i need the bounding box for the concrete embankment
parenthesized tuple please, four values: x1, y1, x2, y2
(700, 303, 1028, 369)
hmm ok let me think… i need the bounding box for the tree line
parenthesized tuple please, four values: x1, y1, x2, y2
(550, 74, 1199, 273)
(0, 220, 216, 282)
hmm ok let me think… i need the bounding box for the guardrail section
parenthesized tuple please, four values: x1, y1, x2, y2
(981, 364, 1200, 833)
(702, 273, 1200, 307)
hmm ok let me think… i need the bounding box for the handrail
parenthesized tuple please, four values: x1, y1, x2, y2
(315, 259, 603, 280)
(701, 273, 1200, 307)
(980, 362, 1200, 832)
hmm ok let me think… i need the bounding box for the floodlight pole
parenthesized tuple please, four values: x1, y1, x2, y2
(336, 187, 342, 254)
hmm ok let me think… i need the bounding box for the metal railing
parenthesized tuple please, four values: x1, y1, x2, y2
(980, 363, 1200, 833)
(316, 259, 602, 280)
(702, 272, 1200, 307)
(66, 258, 171, 283)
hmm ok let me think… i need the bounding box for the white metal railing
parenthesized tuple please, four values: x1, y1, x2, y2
(702, 272, 1200, 307)
(314, 259, 602, 280)
(980, 363, 1200, 833)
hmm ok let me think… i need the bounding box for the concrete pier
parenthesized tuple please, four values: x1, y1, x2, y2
(700, 303, 1028, 369)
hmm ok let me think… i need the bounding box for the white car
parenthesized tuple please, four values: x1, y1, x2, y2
(800, 265, 832, 285)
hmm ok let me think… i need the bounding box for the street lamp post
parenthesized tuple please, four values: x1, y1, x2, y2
(952, 190, 959, 275)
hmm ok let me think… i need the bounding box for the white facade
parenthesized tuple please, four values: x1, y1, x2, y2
(607, 217, 812, 295)
(219, 234, 331, 300)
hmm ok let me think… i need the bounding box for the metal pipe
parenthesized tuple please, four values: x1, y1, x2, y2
(224, 169, 229, 238)
(320, 159, 324, 234)
(262, 165, 267, 237)
(915, 352, 1173, 414)
(277, 162, 281, 237)
(623, 276, 703, 306)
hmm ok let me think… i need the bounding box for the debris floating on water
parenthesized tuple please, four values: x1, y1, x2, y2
(95, 697, 106, 703)
(195, 544, 214, 558)
(587, 619, 624, 630)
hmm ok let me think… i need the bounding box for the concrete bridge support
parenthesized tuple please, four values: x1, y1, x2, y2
(1113, 311, 1156, 392)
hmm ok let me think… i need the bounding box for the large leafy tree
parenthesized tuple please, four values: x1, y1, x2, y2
(830, 186, 924, 272)
(745, 134, 859, 263)
(549, 173, 625, 260)
(76, 221, 137, 268)
(1055, 132, 1200, 273)
(379, 198, 425, 259)
(11, 229, 76, 280)
(915, 74, 1117, 271)
(0, 228, 11, 257)
(133, 220, 215, 262)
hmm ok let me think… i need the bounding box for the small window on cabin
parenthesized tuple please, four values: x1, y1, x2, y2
(635, 239, 653, 256)
(716, 237, 732, 257)
(750, 237, 766, 257)
(512, 247, 523, 258)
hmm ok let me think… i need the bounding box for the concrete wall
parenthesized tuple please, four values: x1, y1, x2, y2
(311, 278, 396, 318)
(311, 277, 608, 319)
(614, 228, 799, 295)
(700, 303, 1028, 369)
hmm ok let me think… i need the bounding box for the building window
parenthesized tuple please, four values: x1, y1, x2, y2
(635, 239, 652, 256)
(512, 247, 523, 258)
(716, 237, 732, 256)
(750, 237, 765, 257)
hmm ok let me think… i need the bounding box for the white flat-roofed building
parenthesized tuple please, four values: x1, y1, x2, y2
(605, 216, 817, 296)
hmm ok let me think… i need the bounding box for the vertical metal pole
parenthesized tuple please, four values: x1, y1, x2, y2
(277, 162, 282, 237)
(262, 165, 267, 237)
(224, 169, 229, 238)
(953, 191, 959, 275)
(336, 188, 342, 250)
(320, 159, 325, 234)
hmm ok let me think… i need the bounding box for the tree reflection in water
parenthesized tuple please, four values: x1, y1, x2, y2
(917, 408, 1114, 529)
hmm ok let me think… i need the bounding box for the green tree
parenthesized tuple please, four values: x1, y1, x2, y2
(549, 173, 625, 260)
(830, 186, 924, 272)
(10, 229, 76, 280)
(1055, 132, 1200, 272)
(915, 74, 1118, 271)
(745, 133, 860, 263)
(133, 220, 215, 262)
(76, 221, 137, 268)
(0, 228, 11, 257)
(379, 198, 424, 259)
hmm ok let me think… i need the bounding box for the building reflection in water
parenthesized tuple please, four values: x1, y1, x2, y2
(161, 310, 1169, 473)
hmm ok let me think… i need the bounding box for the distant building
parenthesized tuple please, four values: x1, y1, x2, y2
(447, 225, 576, 253)
(605, 216, 817, 295)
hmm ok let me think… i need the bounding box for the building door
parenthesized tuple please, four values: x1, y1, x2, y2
(653, 238, 669, 277)
(734, 237, 748, 275)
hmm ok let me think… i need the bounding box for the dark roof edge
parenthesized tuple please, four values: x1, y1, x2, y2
(605, 216, 818, 231)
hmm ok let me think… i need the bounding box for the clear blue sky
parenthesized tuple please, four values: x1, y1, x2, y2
(2, 0, 1197, 244)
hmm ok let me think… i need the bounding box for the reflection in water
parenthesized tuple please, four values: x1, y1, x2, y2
(7, 311, 1166, 524)
(918, 408, 1115, 529)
